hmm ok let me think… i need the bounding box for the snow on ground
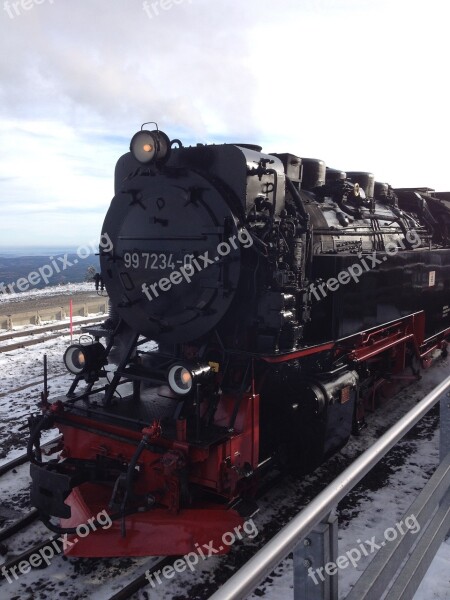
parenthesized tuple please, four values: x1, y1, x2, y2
(0, 332, 84, 464)
(0, 312, 106, 465)
(0, 282, 95, 305)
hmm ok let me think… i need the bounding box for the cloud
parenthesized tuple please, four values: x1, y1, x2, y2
(0, 0, 449, 246)
(0, 0, 262, 137)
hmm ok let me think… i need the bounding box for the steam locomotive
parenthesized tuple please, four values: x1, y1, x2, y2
(28, 125, 450, 557)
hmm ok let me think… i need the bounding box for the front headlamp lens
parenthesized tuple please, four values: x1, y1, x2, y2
(63, 342, 106, 376)
(130, 131, 157, 164)
(167, 362, 213, 396)
(130, 128, 171, 165)
(168, 365, 193, 395)
(64, 346, 87, 374)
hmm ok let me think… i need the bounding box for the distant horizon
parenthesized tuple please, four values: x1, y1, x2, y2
(0, 245, 80, 248)
(0, 246, 87, 258)
(0, 245, 79, 248)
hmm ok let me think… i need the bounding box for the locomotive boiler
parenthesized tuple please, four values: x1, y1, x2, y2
(28, 125, 450, 556)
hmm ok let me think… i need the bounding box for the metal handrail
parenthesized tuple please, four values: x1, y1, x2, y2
(209, 374, 450, 600)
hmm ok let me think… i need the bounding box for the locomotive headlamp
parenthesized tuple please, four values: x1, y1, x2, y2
(167, 363, 212, 396)
(130, 128, 171, 165)
(63, 342, 106, 375)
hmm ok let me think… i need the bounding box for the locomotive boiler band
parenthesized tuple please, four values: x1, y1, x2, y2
(28, 124, 450, 557)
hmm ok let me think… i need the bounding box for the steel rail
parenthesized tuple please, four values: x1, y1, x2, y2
(0, 435, 63, 477)
(106, 557, 177, 600)
(0, 509, 39, 543)
(0, 320, 104, 353)
(0, 316, 104, 343)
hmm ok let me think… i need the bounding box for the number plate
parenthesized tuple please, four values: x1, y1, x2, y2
(123, 252, 194, 270)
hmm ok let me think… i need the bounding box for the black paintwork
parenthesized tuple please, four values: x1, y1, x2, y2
(307, 249, 450, 343)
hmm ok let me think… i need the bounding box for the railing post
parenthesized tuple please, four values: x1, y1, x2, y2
(440, 385, 450, 542)
(441, 388, 450, 462)
(294, 512, 338, 600)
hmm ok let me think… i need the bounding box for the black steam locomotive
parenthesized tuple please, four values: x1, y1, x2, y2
(28, 125, 450, 556)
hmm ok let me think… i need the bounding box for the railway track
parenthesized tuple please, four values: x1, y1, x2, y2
(0, 436, 63, 546)
(0, 372, 67, 399)
(0, 510, 39, 544)
(0, 535, 61, 579)
(0, 435, 62, 478)
(106, 557, 178, 600)
(0, 317, 105, 353)
(1, 529, 173, 600)
(0, 469, 176, 597)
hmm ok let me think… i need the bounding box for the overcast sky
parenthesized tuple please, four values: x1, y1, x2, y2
(0, 0, 449, 247)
